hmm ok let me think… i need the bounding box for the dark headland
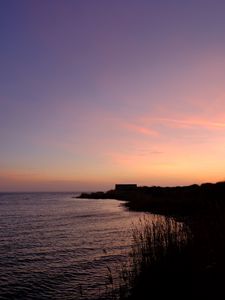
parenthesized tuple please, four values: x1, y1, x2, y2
(78, 181, 225, 217)
(78, 182, 225, 300)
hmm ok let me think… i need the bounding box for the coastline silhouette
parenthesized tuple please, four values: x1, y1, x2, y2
(78, 181, 225, 299)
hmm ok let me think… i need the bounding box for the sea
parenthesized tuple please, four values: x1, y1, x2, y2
(0, 192, 150, 300)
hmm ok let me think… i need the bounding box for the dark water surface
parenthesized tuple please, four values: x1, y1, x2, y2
(0, 193, 148, 300)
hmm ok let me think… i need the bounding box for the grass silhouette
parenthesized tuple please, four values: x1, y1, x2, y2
(79, 182, 225, 299)
(117, 216, 192, 300)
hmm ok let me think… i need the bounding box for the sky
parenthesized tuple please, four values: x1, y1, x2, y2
(1, 0, 225, 191)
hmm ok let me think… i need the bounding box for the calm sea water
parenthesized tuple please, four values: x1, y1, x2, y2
(0, 193, 148, 300)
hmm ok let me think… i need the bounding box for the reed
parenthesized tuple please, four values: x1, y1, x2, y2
(101, 192, 225, 300)
(118, 201, 225, 299)
(97, 216, 192, 300)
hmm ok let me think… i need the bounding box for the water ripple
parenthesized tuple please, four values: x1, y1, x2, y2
(0, 193, 148, 299)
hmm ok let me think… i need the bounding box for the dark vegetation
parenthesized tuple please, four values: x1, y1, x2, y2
(78, 181, 225, 216)
(116, 211, 225, 300)
(78, 182, 225, 299)
(118, 217, 193, 300)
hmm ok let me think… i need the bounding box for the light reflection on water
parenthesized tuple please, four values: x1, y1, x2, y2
(0, 193, 151, 300)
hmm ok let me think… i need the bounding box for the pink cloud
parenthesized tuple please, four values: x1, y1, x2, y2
(164, 118, 225, 129)
(121, 122, 159, 136)
(140, 116, 225, 131)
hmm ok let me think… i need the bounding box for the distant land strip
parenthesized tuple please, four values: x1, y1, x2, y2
(77, 181, 225, 217)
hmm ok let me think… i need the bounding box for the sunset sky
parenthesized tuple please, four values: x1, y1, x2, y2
(1, 0, 225, 191)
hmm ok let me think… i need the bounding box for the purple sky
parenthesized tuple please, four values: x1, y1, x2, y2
(1, 0, 225, 191)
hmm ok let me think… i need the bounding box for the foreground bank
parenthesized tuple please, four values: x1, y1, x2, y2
(78, 182, 225, 299)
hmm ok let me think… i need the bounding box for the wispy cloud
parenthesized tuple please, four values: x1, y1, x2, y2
(122, 122, 159, 136)
(141, 116, 225, 131)
(168, 118, 225, 130)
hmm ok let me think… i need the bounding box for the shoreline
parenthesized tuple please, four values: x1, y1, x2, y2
(78, 181, 225, 299)
(77, 181, 225, 218)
